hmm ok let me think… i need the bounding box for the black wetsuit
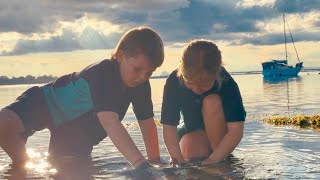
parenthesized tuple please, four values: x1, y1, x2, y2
(160, 68, 246, 139)
(5, 59, 154, 157)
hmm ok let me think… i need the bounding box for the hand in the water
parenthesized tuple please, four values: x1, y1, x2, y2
(147, 156, 167, 166)
(201, 157, 220, 166)
(134, 161, 163, 179)
(170, 158, 194, 168)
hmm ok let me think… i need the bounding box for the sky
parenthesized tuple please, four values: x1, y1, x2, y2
(0, 0, 319, 77)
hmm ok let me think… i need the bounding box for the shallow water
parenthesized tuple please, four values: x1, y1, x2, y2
(0, 72, 320, 179)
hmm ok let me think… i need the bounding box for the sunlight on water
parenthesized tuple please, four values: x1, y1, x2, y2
(25, 148, 57, 176)
(26, 148, 42, 158)
(0, 165, 5, 171)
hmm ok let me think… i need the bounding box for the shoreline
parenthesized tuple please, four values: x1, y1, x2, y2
(1, 70, 320, 86)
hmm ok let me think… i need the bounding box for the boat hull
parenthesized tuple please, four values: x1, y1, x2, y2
(262, 67, 302, 77)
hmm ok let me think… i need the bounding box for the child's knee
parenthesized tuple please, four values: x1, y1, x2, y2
(0, 109, 24, 134)
(180, 131, 211, 159)
(202, 94, 222, 112)
(0, 109, 11, 129)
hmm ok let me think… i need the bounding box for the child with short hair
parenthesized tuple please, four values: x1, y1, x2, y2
(0, 26, 164, 170)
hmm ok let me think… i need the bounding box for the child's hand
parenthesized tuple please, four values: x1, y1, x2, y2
(135, 161, 153, 169)
(147, 157, 160, 165)
(201, 157, 219, 166)
(147, 157, 166, 166)
(170, 158, 190, 167)
(134, 161, 163, 179)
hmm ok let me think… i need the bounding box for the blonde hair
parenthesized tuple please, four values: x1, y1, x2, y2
(178, 39, 223, 87)
(112, 26, 164, 68)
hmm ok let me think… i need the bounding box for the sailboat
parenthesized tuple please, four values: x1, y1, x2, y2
(262, 14, 303, 77)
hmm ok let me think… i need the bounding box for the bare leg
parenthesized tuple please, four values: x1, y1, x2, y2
(0, 109, 28, 167)
(179, 94, 228, 160)
(180, 130, 211, 160)
(202, 94, 227, 150)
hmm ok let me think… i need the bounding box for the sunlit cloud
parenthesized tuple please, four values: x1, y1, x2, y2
(0, 14, 125, 56)
(1, 28, 121, 56)
(0, 0, 319, 73)
(59, 14, 123, 35)
(237, 0, 276, 8)
(168, 42, 188, 48)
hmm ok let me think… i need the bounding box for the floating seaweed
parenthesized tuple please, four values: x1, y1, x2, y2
(263, 114, 320, 129)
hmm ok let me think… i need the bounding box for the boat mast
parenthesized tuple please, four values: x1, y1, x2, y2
(286, 16, 301, 63)
(283, 13, 288, 62)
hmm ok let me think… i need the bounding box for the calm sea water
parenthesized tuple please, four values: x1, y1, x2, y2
(0, 72, 320, 179)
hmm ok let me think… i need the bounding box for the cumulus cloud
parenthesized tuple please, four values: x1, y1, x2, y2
(0, 0, 189, 34)
(0, 0, 320, 55)
(237, 31, 320, 45)
(1, 28, 121, 56)
(274, 0, 320, 13)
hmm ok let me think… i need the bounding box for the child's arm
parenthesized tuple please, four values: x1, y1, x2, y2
(138, 118, 160, 164)
(97, 111, 146, 168)
(163, 124, 185, 164)
(202, 122, 244, 165)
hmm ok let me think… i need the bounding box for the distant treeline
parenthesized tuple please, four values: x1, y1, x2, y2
(0, 75, 58, 85)
(150, 75, 168, 79)
(1, 68, 320, 85)
(302, 68, 320, 72)
(0, 74, 166, 85)
(228, 67, 320, 76)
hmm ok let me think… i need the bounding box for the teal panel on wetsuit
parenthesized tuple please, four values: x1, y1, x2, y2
(42, 78, 94, 128)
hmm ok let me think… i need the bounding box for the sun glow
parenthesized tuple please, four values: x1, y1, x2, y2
(25, 148, 57, 175)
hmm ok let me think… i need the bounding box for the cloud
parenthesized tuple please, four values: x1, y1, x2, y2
(0, 0, 189, 34)
(237, 31, 320, 45)
(1, 28, 121, 56)
(1, 0, 320, 55)
(0, 0, 62, 34)
(274, 0, 320, 13)
(315, 20, 320, 27)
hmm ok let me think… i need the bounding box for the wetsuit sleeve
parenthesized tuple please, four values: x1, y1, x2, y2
(220, 80, 246, 122)
(81, 60, 122, 115)
(130, 81, 154, 120)
(160, 74, 181, 126)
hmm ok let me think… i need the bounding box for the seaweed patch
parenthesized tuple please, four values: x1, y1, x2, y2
(263, 114, 320, 129)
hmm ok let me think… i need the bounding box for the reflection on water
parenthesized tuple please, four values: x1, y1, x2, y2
(239, 72, 320, 118)
(263, 75, 302, 84)
(1, 72, 320, 179)
(2, 140, 247, 180)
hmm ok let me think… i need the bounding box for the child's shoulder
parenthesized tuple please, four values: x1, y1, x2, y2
(83, 59, 115, 71)
(96, 58, 115, 67)
(164, 69, 182, 89)
(167, 69, 179, 80)
(165, 69, 179, 83)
